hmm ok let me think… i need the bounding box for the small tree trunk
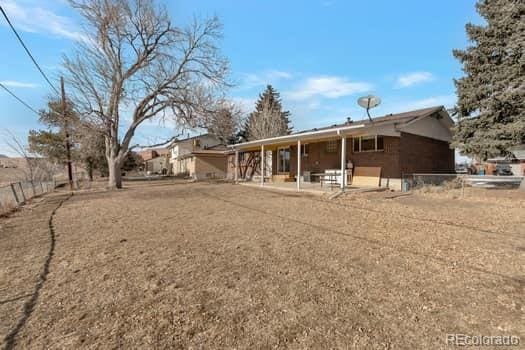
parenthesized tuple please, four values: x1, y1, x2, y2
(520, 178, 525, 191)
(107, 157, 123, 189)
(86, 160, 94, 181)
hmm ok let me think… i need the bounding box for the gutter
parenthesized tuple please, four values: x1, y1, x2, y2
(229, 123, 366, 150)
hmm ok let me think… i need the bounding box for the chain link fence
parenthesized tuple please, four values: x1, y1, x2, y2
(0, 180, 62, 215)
(401, 173, 524, 192)
(401, 173, 463, 192)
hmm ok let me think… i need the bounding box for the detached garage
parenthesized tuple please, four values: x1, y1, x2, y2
(180, 150, 229, 180)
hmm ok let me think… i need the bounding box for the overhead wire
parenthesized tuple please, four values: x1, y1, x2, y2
(0, 81, 41, 116)
(0, 5, 60, 96)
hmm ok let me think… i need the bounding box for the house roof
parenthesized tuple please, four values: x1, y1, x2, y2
(179, 149, 229, 159)
(231, 105, 450, 150)
(296, 106, 444, 135)
(166, 133, 214, 149)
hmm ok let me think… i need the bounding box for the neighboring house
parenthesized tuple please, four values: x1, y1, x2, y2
(168, 134, 223, 176)
(144, 154, 170, 174)
(139, 148, 171, 174)
(138, 148, 170, 162)
(229, 106, 455, 190)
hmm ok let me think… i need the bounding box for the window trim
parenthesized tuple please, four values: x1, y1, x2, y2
(301, 143, 309, 157)
(352, 135, 385, 153)
(277, 147, 291, 173)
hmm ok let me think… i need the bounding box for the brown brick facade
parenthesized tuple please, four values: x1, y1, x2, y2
(399, 132, 455, 175)
(289, 141, 341, 175)
(288, 134, 453, 179)
(286, 137, 401, 179)
(229, 133, 454, 180)
(348, 136, 400, 178)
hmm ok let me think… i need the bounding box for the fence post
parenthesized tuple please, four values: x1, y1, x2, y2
(40, 181, 44, 194)
(18, 182, 26, 203)
(10, 183, 20, 205)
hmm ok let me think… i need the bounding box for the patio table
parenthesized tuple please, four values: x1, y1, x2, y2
(311, 172, 341, 189)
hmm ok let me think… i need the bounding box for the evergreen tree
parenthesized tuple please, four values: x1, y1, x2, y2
(28, 98, 108, 180)
(243, 85, 292, 141)
(452, 0, 525, 160)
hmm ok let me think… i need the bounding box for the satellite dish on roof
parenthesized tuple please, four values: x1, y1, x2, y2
(358, 95, 381, 122)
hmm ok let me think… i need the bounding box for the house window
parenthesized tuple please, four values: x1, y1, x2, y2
(376, 136, 384, 151)
(353, 135, 384, 152)
(278, 147, 290, 173)
(361, 136, 376, 152)
(301, 144, 309, 157)
(325, 140, 338, 153)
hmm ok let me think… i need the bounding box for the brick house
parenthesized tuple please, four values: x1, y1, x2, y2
(138, 148, 171, 174)
(228, 106, 455, 190)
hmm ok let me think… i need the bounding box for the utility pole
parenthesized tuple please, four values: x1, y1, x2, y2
(61, 76, 74, 190)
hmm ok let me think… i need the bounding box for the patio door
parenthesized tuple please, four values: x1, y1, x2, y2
(277, 147, 290, 173)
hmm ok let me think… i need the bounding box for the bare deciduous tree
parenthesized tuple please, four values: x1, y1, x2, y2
(2, 130, 61, 186)
(64, 0, 229, 188)
(204, 102, 241, 144)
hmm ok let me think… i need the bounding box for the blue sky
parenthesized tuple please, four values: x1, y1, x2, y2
(0, 0, 480, 155)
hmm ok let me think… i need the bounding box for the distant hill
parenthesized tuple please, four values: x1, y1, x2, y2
(0, 154, 8, 158)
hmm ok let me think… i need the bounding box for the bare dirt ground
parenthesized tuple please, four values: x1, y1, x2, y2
(0, 181, 524, 349)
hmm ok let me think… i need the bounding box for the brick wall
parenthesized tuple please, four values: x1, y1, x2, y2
(399, 132, 455, 174)
(288, 137, 401, 179)
(230, 133, 454, 181)
(289, 140, 343, 176)
(348, 136, 401, 179)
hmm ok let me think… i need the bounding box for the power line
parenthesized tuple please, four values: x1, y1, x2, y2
(0, 5, 60, 95)
(0, 81, 40, 116)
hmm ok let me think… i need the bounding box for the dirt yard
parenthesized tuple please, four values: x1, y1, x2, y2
(0, 181, 524, 349)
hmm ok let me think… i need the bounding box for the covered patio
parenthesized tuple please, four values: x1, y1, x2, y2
(230, 122, 375, 192)
(228, 106, 455, 192)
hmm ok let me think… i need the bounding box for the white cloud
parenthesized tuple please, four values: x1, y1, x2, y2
(285, 76, 372, 100)
(402, 94, 456, 110)
(1, 0, 85, 41)
(383, 94, 457, 114)
(0, 80, 38, 88)
(396, 72, 434, 88)
(239, 70, 293, 89)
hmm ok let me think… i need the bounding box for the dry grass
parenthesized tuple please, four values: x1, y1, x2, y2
(0, 181, 524, 349)
(0, 168, 26, 187)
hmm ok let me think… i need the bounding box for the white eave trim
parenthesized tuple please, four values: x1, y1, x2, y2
(230, 124, 366, 150)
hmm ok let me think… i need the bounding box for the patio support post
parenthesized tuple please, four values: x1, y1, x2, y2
(297, 140, 301, 191)
(234, 150, 239, 182)
(260, 145, 265, 186)
(340, 137, 346, 190)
